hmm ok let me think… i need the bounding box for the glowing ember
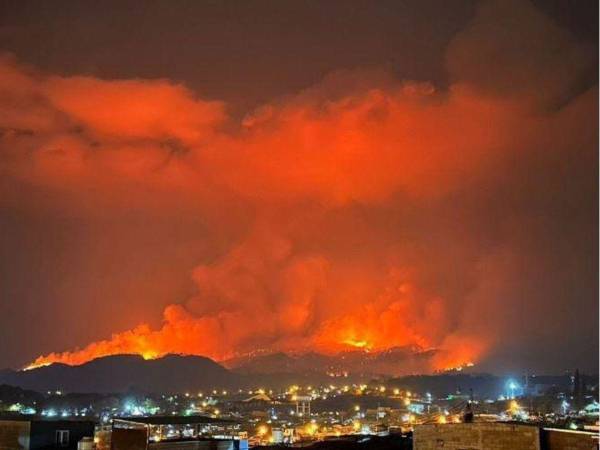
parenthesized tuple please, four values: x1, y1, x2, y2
(343, 339, 371, 350)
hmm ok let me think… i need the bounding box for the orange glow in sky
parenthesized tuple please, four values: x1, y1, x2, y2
(3, 0, 596, 375)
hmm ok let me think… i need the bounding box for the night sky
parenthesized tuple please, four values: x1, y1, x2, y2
(0, 0, 597, 373)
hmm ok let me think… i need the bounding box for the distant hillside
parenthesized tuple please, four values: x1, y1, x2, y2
(0, 384, 45, 405)
(0, 353, 591, 398)
(0, 354, 240, 394)
(226, 347, 439, 377)
(225, 351, 332, 375)
(0, 349, 451, 394)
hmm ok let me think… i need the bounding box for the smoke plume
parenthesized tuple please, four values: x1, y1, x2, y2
(1, 0, 596, 373)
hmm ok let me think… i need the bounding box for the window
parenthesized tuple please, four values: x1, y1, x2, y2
(56, 430, 69, 447)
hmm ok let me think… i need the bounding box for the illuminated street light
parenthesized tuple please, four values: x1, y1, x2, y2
(506, 379, 519, 399)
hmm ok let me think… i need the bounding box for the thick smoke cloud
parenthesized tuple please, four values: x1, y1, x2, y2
(1, 0, 597, 373)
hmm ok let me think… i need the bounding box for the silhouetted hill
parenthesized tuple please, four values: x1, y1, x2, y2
(387, 373, 504, 398)
(5, 353, 591, 396)
(0, 354, 240, 394)
(386, 373, 598, 399)
(0, 384, 45, 405)
(225, 351, 332, 374)
(226, 347, 439, 377)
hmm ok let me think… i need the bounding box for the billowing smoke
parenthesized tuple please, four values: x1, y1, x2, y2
(2, 0, 597, 373)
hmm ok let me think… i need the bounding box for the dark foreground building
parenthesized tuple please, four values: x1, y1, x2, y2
(106, 415, 247, 450)
(413, 423, 599, 450)
(0, 416, 95, 449)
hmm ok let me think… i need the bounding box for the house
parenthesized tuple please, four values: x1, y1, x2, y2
(0, 416, 95, 450)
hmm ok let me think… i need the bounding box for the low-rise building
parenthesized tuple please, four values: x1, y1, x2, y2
(109, 415, 247, 450)
(413, 422, 599, 450)
(0, 416, 95, 450)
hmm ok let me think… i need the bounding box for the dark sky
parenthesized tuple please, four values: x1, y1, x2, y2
(2, 0, 596, 109)
(0, 0, 477, 111)
(0, 0, 597, 373)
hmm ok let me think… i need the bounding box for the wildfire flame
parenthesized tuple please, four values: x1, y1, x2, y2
(8, 0, 592, 375)
(343, 339, 371, 350)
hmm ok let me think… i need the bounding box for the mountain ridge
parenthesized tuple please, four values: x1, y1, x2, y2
(225, 346, 440, 377)
(0, 354, 238, 394)
(2, 347, 452, 394)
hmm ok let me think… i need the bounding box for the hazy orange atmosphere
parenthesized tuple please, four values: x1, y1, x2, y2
(0, 0, 597, 375)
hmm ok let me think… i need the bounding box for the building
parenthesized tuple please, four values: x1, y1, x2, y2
(293, 395, 312, 417)
(542, 428, 600, 450)
(0, 416, 95, 450)
(413, 422, 599, 450)
(108, 415, 247, 450)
